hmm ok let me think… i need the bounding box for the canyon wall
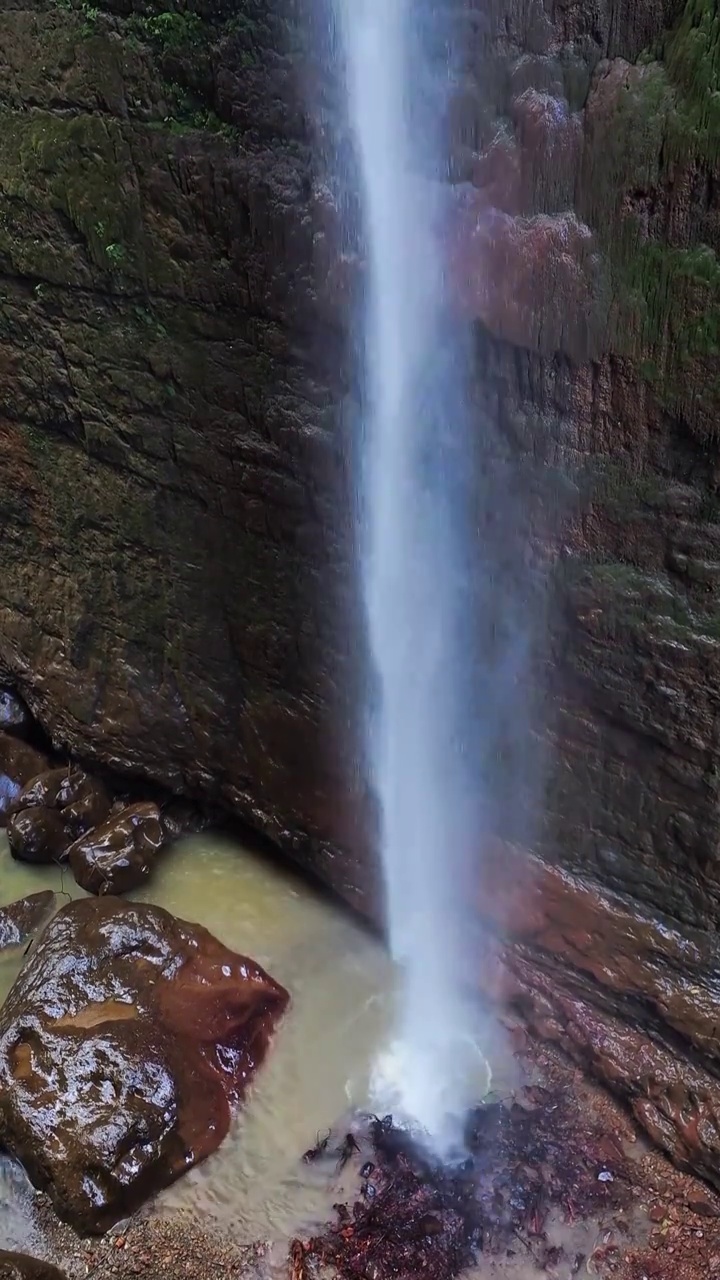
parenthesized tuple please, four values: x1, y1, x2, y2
(2, 0, 720, 1178)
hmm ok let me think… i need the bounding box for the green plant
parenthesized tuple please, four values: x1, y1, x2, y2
(127, 10, 206, 55)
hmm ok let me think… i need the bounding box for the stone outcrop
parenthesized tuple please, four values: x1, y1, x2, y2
(474, 843, 720, 1188)
(0, 0, 720, 1188)
(0, 896, 289, 1234)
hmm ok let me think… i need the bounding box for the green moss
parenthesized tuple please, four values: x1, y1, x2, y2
(620, 242, 720, 403)
(154, 84, 238, 139)
(127, 10, 207, 56)
(0, 109, 143, 275)
(581, 0, 720, 419)
(661, 0, 720, 165)
(563, 556, 720, 643)
(583, 458, 674, 515)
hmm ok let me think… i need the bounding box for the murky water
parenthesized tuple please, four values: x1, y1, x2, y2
(0, 833, 655, 1280)
(0, 831, 497, 1244)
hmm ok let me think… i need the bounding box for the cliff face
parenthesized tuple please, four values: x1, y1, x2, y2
(0, 0, 375, 904)
(3, 0, 720, 1179)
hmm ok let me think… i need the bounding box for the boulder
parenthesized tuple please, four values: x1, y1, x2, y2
(60, 772, 111, 837)
(7, 809, 69, 866)
(0, 895, 289, 1234)
(67, 801, 165, 895)
(10, 766, 111, 833)
(7, 768, 113, 865)
(0, 737, 49, 827)
(0, 689, 33, 740)
(0, 1254, 67, 1280)
(0, 892, 55, 951)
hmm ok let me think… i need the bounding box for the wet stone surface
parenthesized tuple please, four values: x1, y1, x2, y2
(0, 893, 55, 951)
(0, 689, 33, 739)
(0, 738, 50, 828)
(0, 895, 289, 1234)
(67, 801, 165, 895)
(7, 768, 112, 866)
(0, 1254, 68, 1280)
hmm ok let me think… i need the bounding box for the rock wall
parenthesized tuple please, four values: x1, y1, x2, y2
(2, 0, 720, 1178)
(0, 0, 376, 907)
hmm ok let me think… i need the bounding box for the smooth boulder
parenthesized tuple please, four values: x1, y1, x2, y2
(7, 809, 69, 866)
(0, 1254, 67, 1280)
(0, 737, 49, 826)
(67, 801, 165, 894)
(0, 895, 289, 1233)
(7, 768, 112, 865)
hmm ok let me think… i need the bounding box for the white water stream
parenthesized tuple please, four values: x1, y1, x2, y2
(334, 0, 490, 1154)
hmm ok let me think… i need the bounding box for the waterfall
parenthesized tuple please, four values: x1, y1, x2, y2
(333, 0, 493, 1155)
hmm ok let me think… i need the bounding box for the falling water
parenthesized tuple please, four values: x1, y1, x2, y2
(333, 0, 493, 1155)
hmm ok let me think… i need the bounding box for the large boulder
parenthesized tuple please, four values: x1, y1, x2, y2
(67, 800, 165, 894)
(0, 896, 289, 1234)
(0, 1254, 67, 1280)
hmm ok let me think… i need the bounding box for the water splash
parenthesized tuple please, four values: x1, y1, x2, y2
(332, 0, 497, 1157)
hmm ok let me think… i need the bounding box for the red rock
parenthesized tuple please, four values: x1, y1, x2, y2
(0, 896, 289, 1233)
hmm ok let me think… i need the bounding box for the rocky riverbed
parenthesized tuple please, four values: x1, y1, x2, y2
(1, 688, 720, 1279)
(4, 1032, 720, 1280)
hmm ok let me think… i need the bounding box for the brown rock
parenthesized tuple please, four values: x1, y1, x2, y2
(0, 737, 49, 827)
(6, 767, 112, 864)
(473, 843, 720, 1189)
(10, 767, 111, 834)
(686, 1191, 720, 1218)
(0, 689, 33, 739)
(0, 891, 55, 950)
(0, 1254, 67, 1280)
(7, 808, 69, 865)
(0, 895, 289, 1233)
(67, 801, 165, 895)
(9, 767, 76, 814)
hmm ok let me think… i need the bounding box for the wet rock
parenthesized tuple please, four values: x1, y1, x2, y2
(0, 892, 55, 950)
(159, 798, 210, 843)
(474, 843, 720, 1190)
(0, 689, 33, 739)
(0, 1254, 67, 1280)
(10, 767, 111, 835)
(67, 801, 165, 895)
(0, 737, 49, 827)
(0, 895, 289, 1233)
(7, 809, 69, 865)
(9, 767, 74, 814)
(7, 767, 113, 864)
